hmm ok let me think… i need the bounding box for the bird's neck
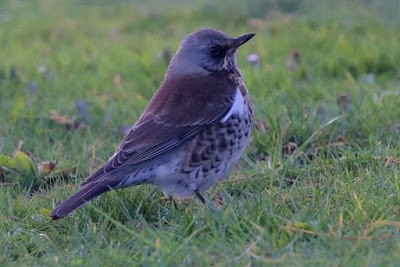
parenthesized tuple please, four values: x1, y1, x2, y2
(165, 57, 210, 80)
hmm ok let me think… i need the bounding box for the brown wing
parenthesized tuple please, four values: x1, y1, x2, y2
(81, 71, 237, 186)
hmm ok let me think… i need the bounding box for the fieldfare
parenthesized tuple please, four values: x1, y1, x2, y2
(51, 28, 255, 219)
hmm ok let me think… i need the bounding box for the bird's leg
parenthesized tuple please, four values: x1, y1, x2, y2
(194, 190, 218, 215)
(169, 196, 179, 210)
(194, 190, 206, 204)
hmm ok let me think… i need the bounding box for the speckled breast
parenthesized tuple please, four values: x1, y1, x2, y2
(181, 94, 253, 191)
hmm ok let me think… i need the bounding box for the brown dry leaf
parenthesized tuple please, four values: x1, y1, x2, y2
(283, 220, 319, 238)
(247, 18, 268, 29)
(50, 110, 86, 130)
(113, 73, 122, 87)
(16, 140, 24, 151)
(155, 237, 161, 249)
(50, 110, 73, 124)
(37, 161, 57, 176)
(0, 182, 13, 186)
(372, 156, 400, 166)
(96, 94, 109, 101)
(254, 119, 269, 133)
(283, 225, 318, 236)
(322, 135, 347, 147)
(213, 193, 224, 209)
(361, 220, 400, 237)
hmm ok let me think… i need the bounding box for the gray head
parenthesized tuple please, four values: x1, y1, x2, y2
(166, 28, 255, 79)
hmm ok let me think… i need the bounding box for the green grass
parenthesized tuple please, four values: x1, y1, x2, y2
(1, 0, 400, 265)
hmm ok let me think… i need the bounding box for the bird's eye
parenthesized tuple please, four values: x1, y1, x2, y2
(209, 46, 222, 56)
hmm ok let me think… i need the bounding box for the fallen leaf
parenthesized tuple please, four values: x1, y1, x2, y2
(361, 220, 400, 238)
(247, 18, 268, 29)
(50, 110, 73, 124)
(113, 73, 122, 87)
(37, 161, 57, 176)
(96, 95, 109, 101)
(213, 193, 224, 209)
(50, 110, 86, 130)
(155, 237, 161, 249)
(283, 221, 317, 236)
(14, 151, 36, 176)
(372, 156, 400, 166)
(0, 153, 16, 169)
(16, 140, 24, 151)
(254, 119, 269, 133)
(39, 207, 52, 216)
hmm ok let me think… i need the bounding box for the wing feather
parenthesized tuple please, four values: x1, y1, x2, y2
(81, 71, 236, 186)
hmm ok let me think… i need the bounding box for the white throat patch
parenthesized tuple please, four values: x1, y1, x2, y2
(221, 88, 245, 123)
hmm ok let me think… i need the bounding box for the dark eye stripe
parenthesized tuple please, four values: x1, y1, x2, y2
(209, 45, 226, 57)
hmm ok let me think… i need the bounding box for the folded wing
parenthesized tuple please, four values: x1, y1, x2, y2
(81, 71, 237, 185)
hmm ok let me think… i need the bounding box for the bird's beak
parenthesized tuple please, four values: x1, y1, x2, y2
(232, 33, 255, 48)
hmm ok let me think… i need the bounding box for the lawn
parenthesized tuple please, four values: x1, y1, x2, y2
(1, 0, 400, 265)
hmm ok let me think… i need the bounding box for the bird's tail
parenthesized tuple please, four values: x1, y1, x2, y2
(50, 179, 118, 220)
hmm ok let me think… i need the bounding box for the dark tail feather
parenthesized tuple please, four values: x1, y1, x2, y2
(50, 180, 118, 220)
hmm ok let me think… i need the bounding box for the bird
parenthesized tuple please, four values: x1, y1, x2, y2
(50, 28, 255, 220)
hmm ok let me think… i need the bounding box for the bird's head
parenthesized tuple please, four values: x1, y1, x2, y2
(166, 28, 255, 78)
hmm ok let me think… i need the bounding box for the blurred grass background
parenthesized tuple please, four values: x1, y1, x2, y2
(1, 0, 400, 265)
